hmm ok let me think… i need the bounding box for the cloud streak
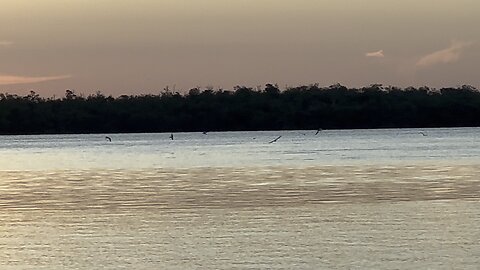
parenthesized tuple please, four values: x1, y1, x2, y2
(365, 50, 384, 58)
(0, 74, 71, 85)
(416, 41, 473, 68)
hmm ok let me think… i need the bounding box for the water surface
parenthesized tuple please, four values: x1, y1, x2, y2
(1, 128, 479, 269)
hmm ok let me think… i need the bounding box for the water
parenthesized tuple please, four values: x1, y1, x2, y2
(1, 128, 479, 269)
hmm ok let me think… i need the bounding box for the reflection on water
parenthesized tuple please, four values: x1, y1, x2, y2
(2, 129, 480, 268)
(1, 165, 479, 210)
(1, 165, 480, 269)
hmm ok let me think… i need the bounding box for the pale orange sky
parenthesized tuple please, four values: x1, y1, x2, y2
(1, 0, 479, 96)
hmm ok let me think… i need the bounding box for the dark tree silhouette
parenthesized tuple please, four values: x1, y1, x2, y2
(0, 84, 479, 134)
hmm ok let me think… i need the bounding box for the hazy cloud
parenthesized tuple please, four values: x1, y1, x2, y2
(416, 41, 473, 68)
(0, 74, 71, 85)
(365, 50, 384, 58)
(0, 40, 13, 47)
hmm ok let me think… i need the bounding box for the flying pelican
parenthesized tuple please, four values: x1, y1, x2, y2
(105, 136, 112, 142)
(202, 131, 209, 135)
(268, 135, 282, 144)
(169, 133, 174, 140)
(419, 132, 427, 136)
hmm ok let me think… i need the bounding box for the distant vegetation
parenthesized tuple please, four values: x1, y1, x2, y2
(0, 84, 479, 134)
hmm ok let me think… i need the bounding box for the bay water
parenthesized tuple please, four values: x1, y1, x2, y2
(1, 128, 479, 269)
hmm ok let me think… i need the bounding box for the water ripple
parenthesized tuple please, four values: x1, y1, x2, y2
(1, 165, 479, 211)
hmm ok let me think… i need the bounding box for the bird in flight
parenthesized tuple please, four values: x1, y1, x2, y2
(419, 132, 427, 136)
(169, 133, 174, 140)
(105, 136, 112, 142)
(268, 135, 282, 144)
(315, 128, 323, 135)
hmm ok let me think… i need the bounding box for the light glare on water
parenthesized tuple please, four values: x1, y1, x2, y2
(0, 128, 479, 269)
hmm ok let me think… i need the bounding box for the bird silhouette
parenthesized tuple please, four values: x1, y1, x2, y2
(268, 135, 282, 144)
(105, 136, 112, 142)
(169, 133, 174, 140)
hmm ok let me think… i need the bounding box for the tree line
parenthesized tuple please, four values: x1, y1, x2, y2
(0, 84, 479, 134)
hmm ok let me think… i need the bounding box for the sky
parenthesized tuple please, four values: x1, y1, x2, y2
(1, 0, 479, 97)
